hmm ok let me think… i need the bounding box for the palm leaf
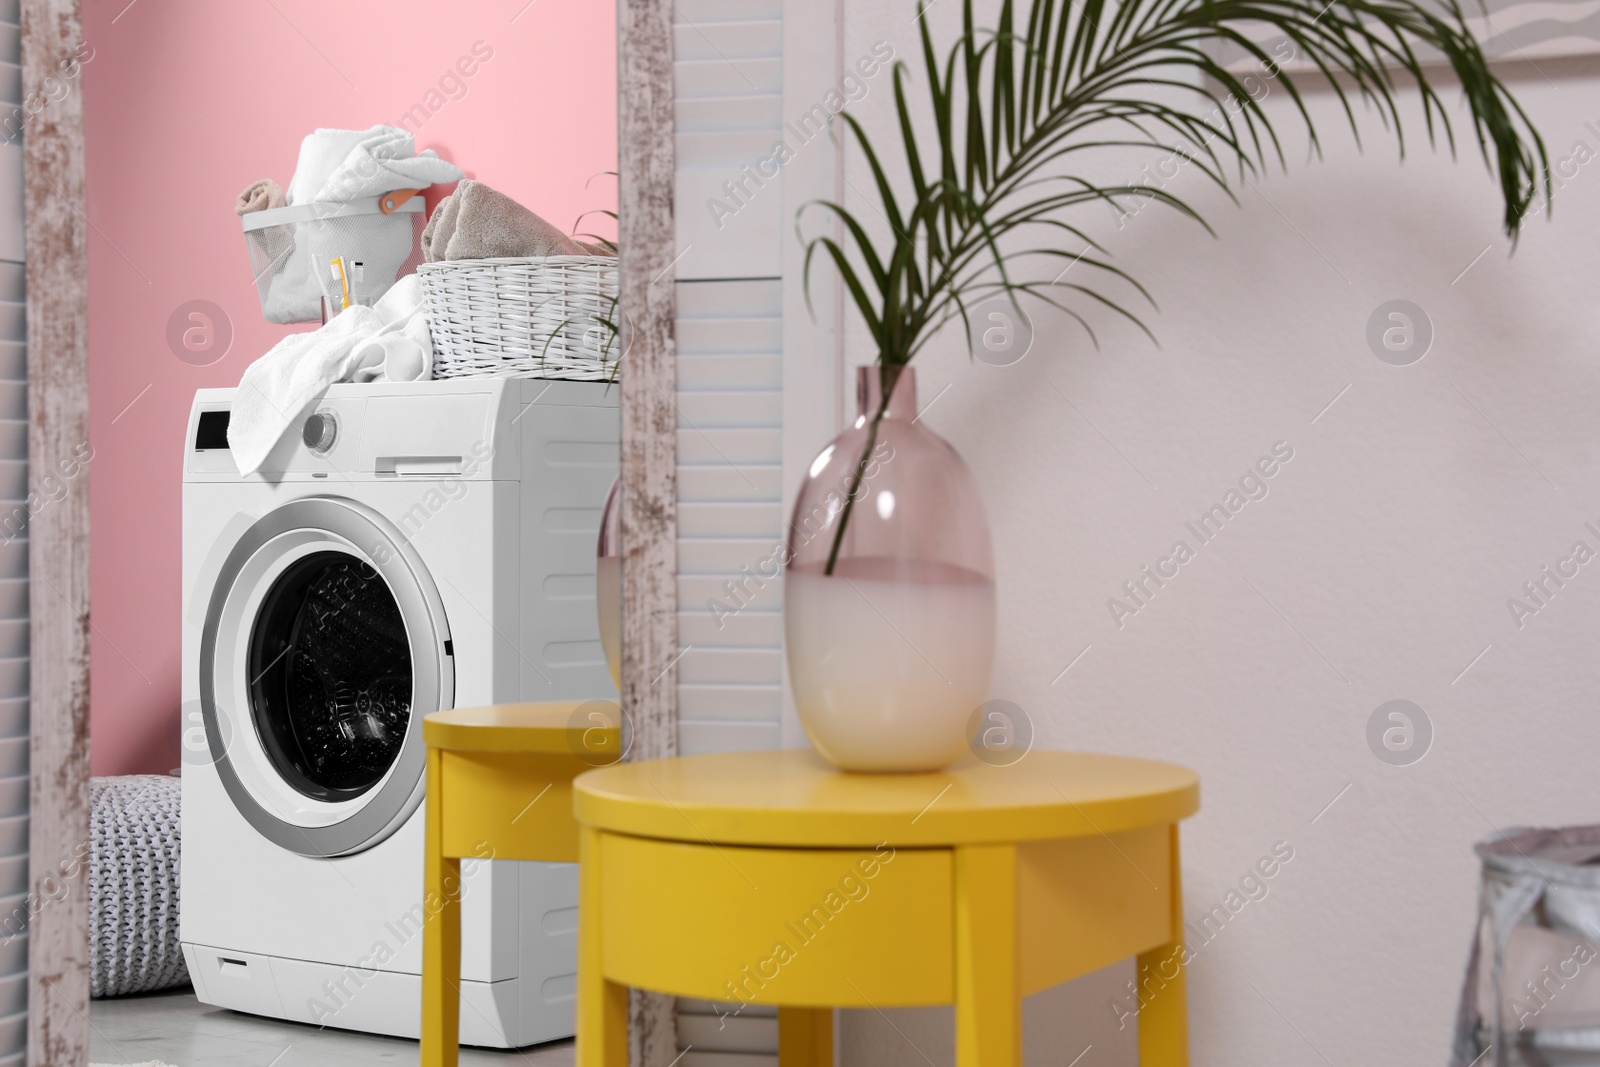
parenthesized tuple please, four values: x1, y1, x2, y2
(802, 0, 1549, 369)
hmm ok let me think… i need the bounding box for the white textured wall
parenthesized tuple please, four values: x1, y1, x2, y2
(837, 3, 1600, 1063)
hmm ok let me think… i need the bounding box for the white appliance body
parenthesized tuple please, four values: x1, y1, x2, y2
(179, 378, 618, 1047)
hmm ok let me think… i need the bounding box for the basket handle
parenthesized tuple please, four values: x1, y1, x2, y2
(379, 189, 423, 214)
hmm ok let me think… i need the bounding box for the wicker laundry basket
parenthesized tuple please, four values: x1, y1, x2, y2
(418, 256, 620, 380)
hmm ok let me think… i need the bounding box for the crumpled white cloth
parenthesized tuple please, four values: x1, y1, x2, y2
(286, 125, 463, 204)
(228, 276, 434, 475)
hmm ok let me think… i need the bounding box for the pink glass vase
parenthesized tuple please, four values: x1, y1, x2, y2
(785, 365, 996, 772)
(596, 476, 622, 693)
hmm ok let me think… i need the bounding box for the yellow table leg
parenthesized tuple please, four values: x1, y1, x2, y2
(422, 747, 460, 1067)
(578, 827, 627, 1067)
(954, 843, 1019, 1067)
(1136, 824, 1188, 1067)
(779, 1006, 834, 1067)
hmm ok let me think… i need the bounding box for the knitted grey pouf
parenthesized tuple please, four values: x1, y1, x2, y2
(89, 775, 188, 997)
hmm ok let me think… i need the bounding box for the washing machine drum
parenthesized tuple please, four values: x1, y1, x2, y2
(199, 497, 454, 857)
(249, 552, 412, 797)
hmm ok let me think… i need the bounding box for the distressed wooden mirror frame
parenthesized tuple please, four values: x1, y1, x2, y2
(22, 0, 91, 1062)
(17, 0, 680, 1061)
(617, 0, 681, 1060)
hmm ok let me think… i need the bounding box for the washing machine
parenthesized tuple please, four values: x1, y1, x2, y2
(179, 377, 618, 1046)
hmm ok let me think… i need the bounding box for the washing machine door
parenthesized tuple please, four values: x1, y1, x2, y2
(199, 496, 454, 856)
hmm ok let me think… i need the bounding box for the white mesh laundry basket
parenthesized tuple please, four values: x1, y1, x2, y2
(418, 256, 620, 380)
(1451, 826, 1600, 1067)
(242, 197, 425, 324)
(89, 775, 188, 998)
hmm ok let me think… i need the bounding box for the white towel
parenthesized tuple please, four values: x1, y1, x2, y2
(285, 128, 373, 204)
(258, 238, 321, 324)
(287, 125, 463, 204)
(228, 276, 434, 475)
(349, 312, 433, 384)
(348, 276, 434, 383)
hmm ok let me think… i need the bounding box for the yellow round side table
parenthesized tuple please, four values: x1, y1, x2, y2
(573, 748, 1200, 1067)
(420, 701, 620, 1067)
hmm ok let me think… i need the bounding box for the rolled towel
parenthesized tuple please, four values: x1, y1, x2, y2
(286, 128, 374, 204)
(421, 180, 587, 261)
(575, 239, 617, 256)
(235, 178, 285, 215)
(287, 125, 464, 204)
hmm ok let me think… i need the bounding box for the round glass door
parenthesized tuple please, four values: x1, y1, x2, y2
(247, 551, 413, 801)
(199, 496, 452, 857)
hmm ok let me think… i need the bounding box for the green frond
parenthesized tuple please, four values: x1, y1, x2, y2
(800, 0, 1549, 366)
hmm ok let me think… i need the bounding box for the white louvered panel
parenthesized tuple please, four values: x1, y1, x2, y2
(679, 648, 782, 686)
(0, 146, 19, 265)
(674, 3, 783, 282)
(679, 355, 781, 392)
(675, 20, 782, 62)
(683, 1050, 780, 1067)
(680, 279, 781, 318)
(678, 318, 782, 353)
(680, 610, 781, 648)
(681, 575, 781, 612)
(677, 1001, 783, 1064)
(681, 1000, 779, 1018)
(679, 129, 781, 167)
(674, 0, 781, 21)
(680, 1013, 781, 1051)
(679, 503, 782, 538)
(679, 538, 782, 575)
(675, 280, 784, 757)
(682, 1055, 779, 1067)
(673, 2, 787, 1048)
(676, 58, 783, 100)
(0, 2, 16, 111)
(679, 720, 782, 753)
(677, 392, 782, 428)
(679, 684, 782, 720)
(0, 3, 25, 1050)
(676, 169, 782, 281)
(679, 465, 782, 501)
(678, 429, 781, 466)
(677, 95, 784, 133)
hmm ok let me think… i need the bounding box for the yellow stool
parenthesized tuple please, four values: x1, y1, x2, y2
(420, 701, 620, 1067)
(573, 748, 1199, 1067)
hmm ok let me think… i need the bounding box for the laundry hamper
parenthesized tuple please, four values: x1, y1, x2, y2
(418, 256, 620, 380)
(1451, 826, 1600, 1067)
(89, 775, 188, 997)
(242, 197, 426, 324)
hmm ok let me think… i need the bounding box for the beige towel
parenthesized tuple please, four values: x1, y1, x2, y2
(421, 179, 590, 261)
(235, 178, 285, 215)
(576, 239, 616, 256)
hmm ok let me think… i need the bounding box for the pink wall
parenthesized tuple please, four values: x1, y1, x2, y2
(82, 0, 617, 775)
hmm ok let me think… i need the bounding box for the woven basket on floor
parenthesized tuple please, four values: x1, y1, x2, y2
(418, 255, 620, 380)
(90, 775, 188, 997)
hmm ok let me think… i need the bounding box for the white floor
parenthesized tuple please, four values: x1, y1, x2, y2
(89, 986, 574, 1067)
(92, 984, 1600, 1067)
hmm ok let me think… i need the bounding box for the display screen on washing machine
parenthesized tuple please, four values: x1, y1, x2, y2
(246, 551, 413, 799)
